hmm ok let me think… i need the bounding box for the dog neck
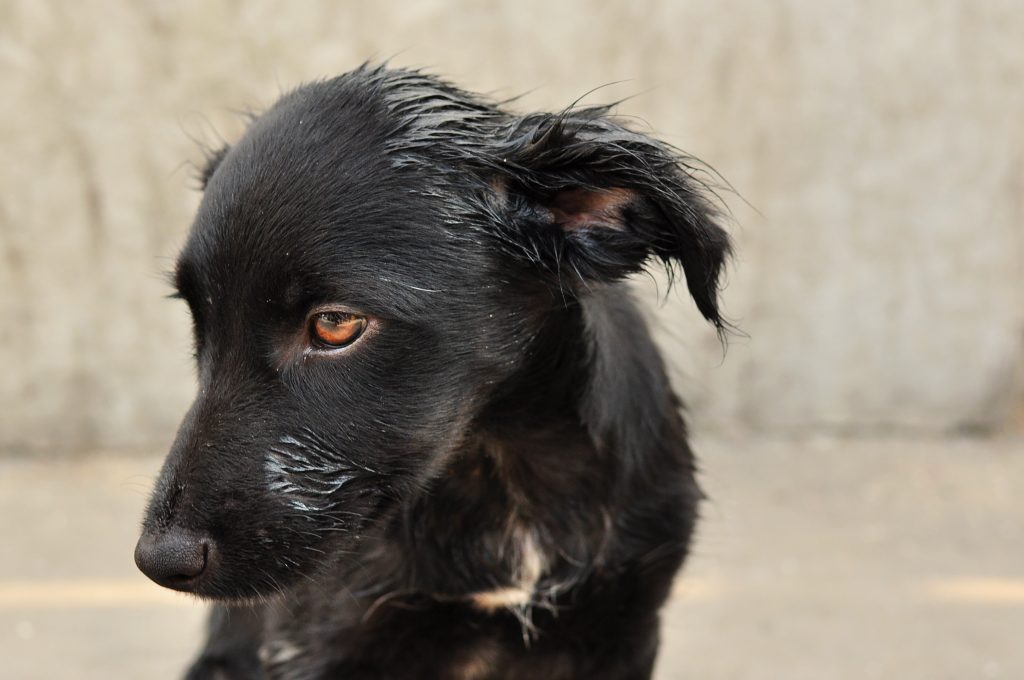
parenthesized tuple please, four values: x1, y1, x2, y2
(381, 286, 693, 619)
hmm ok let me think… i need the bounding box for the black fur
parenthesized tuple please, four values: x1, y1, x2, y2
(137, 64, 731, 680)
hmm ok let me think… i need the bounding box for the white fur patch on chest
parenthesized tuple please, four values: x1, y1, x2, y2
(468, 527, 546, 612)
(258, 639, 303, 666)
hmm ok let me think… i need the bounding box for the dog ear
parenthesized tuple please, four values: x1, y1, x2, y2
(486, 109, 731, 329)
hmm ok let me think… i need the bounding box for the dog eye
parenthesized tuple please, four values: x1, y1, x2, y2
(310, 312, 367, 349)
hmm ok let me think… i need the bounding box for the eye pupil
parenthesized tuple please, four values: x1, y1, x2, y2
(312, 312, 366, 348)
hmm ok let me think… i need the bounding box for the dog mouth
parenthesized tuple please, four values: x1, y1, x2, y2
(135, 534, 304, 602)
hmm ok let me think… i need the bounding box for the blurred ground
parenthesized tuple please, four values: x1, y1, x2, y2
(2, 436, 1021, 679)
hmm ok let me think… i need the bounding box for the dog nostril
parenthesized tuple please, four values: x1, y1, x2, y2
(134, 529, 212, 592)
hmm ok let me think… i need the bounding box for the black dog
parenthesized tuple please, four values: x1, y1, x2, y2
(135, 64, 730, 680)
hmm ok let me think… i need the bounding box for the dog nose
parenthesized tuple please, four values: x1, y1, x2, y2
(134, 529, 211, 591)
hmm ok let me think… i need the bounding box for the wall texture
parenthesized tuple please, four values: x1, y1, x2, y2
(2, 0, 1022, 452)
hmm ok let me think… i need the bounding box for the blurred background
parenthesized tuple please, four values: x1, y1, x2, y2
(1, 1, 1021, 678)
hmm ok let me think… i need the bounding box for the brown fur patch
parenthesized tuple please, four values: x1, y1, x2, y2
(548, 187, 634, 231)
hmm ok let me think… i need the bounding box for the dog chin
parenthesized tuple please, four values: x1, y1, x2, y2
(191, 577, 294, 604)
(175, 551, 313, 602)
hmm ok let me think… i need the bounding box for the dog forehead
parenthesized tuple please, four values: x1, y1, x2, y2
(185, 97, 453, 280)
(200, 94, 400, 234)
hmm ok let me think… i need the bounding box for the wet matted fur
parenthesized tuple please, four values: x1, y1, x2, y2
(136, 64, 731, 680)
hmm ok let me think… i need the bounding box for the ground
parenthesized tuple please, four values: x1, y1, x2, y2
(2, 436, 1021, 679)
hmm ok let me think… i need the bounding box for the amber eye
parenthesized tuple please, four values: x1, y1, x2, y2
(310, 312, 367, 349)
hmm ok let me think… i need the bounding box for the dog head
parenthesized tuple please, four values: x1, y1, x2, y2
(135, 65, 729, 600)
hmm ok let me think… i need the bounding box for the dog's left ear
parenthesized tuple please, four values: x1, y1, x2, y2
(486, 109, 731, 328)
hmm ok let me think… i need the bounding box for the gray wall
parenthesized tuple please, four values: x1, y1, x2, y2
(2, 0, 1022, 452)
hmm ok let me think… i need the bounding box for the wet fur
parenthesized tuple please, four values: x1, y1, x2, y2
(141, 64, 731, 680)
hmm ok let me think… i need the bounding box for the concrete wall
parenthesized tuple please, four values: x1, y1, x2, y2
(2, 0, 1022, 452)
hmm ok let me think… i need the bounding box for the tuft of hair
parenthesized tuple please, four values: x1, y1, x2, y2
(197, 144, 230, 190)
